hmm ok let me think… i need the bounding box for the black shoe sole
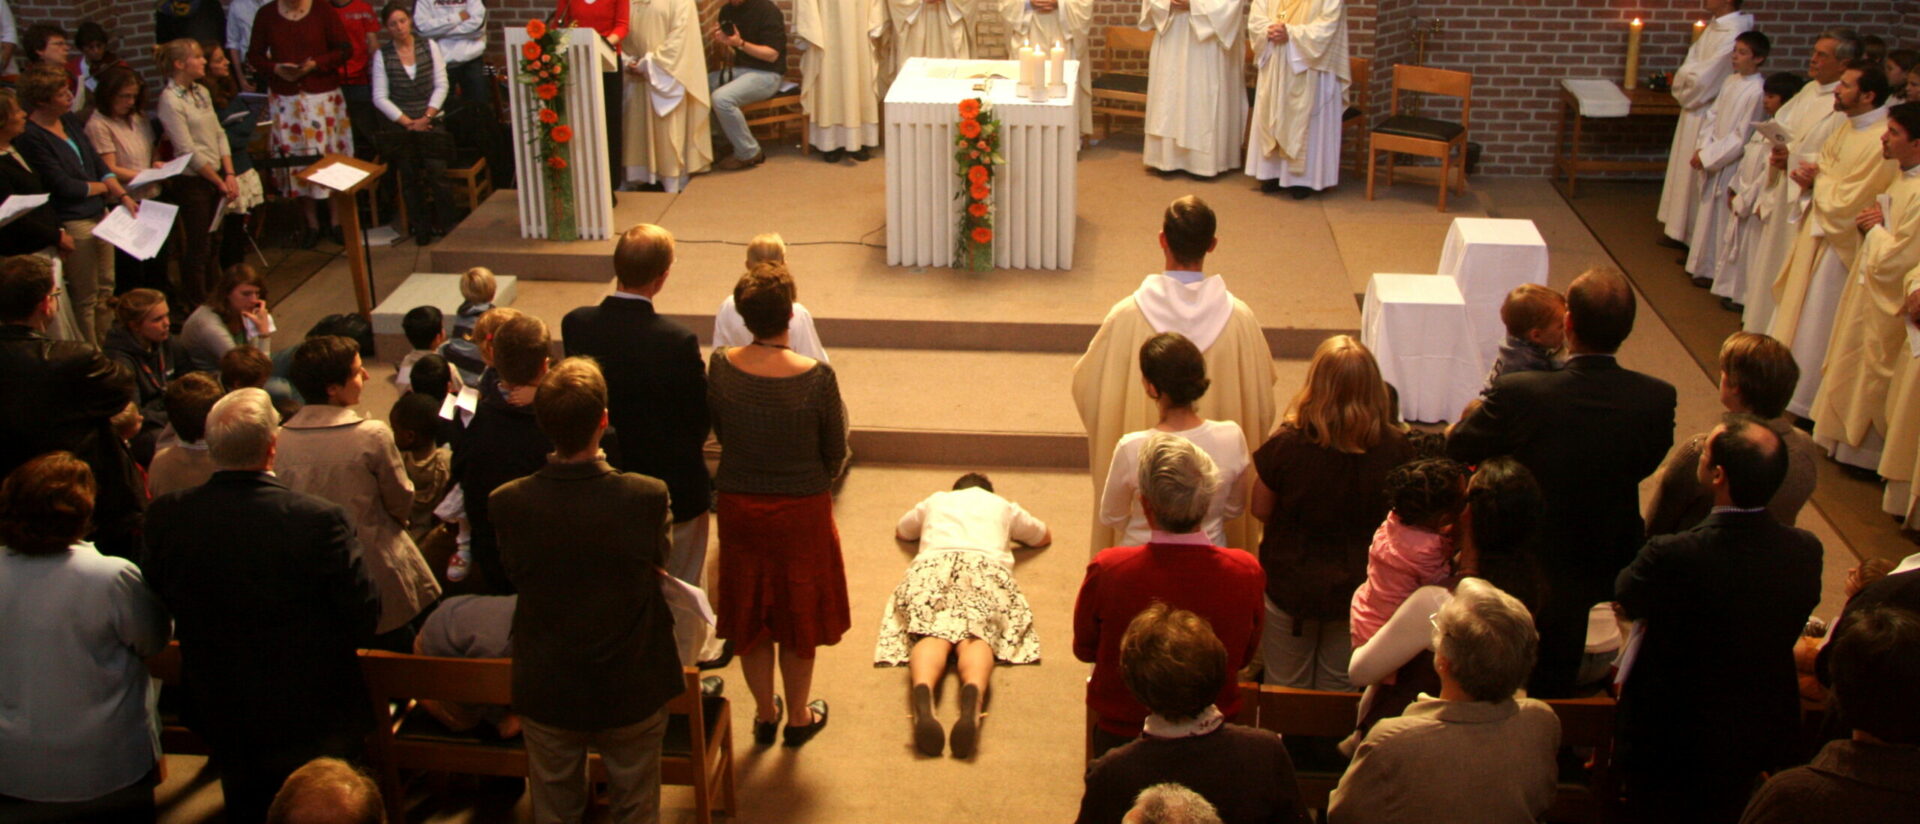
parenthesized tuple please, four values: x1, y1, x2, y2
(911, 685, 943, 756)
(949, 684, 980, 758)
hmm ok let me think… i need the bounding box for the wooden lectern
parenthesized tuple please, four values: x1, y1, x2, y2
(297, 153, 386, 318)
(505, 26, 619, 240)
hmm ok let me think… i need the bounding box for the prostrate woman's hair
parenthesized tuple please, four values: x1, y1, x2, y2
(1286, 335, 1395, 454)
(1139, 332, 1210, 408)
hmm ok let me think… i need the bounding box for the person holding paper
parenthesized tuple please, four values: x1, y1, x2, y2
(884, 0, 975, 84)
(180, 263, 275, 372)
(88, 66, 171, 297)
(248, 0, 355, 250)
(14, 65, 136, 345)
(1654, 0, 1753, 246)
(1000, 0, 1092, 136)
(370, 2, 456, 245)
(1806, 103, 1920, 476)
(156, 39, 237, 307)
(620, 0, 712, 192)
(197, 40, 267, 269)
(1709, 71, 1801, 310)
(1682, 31, 1768, 286)
(1767, 64, 1897, 421)
(1140, 0, 1250, 177)
(1244, 0, 1348, 199)
(0, 89, 82, 343)
(792, 0, 887, 162)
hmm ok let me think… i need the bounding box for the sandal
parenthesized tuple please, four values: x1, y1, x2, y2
(752, 695, 783, 747)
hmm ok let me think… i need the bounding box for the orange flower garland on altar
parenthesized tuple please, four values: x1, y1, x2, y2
(953, 97, 1003, 272)
(519, 18, 578, 239)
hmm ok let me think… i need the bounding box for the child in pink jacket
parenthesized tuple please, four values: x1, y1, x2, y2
(1350, 458, 1470, 648)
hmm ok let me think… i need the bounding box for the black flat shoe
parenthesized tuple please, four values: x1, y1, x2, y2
(1290, 186, 1314, 200)
(752, 695, 783, 746)
(700, 676, 724, 698)
(1656, 235, 1688, 249)
(949, 684, 981, 758)
(1259, 178, 1280, 194)
(1720, 297, 1744, 312)
(911, 685, 943, 756)
(783, 699, 829, 747)
(850, 147, 871, 161)
(697, 638, 734, 671)
(823, 149, 846, 163)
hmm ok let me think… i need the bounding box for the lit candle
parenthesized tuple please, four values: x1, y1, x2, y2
(1625, 18, 1642, 89)
(1049, 40, 1067, 91)
(1692, 20, 1705, 43)
(1021, 45, 1043, 92)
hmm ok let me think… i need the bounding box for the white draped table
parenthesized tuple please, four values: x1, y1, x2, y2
(1362, 273, 1484, 424)
(885, 57, 1079, 270)
(1435, 218, 1549, 374)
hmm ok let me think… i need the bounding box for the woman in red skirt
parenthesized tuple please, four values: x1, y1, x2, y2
(708, 260, 851, 748)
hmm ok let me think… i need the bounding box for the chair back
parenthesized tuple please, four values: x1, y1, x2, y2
(1390, 63, 1472, 129)
(1103, 25, 1155, 57)
(1349, 57, 1372, 115)
(1256, 686, 1363, 738)
(359, 650, 515, 706)
(1543, 695, 1618, 823)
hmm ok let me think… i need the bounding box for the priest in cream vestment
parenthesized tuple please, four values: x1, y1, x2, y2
(796, 0, 888, 153)
(1809, 106, 1920, 472)
(1000, 0, 1093, 135)
(1140, 0, 1249, 177)
(1741, 37, 1851, 332)
(1874, 264, 1920, 520)
(1244, 0, 1348, 195)
(884, 0, 973, 78)
(1768, 69, 1896, 419)
(1655, 3, 1752, 243)
(1072, 197, 1277, 553)
(622, 0, 712, 191)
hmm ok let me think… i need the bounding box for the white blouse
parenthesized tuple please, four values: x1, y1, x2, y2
(1099, 419, 1252, 548)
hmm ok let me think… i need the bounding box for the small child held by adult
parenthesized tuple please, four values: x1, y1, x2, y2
(1484, 284, 1567, 390)
(1349, 458, 1470, 649)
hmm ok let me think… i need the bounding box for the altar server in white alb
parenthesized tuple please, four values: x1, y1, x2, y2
(884, 0, 974, 78)
(1807, 103, 1920, 473)
(1710, 72, 1800, 309)
(795, 0, 887, 162)
(1768, 65, 1897, 420)
(1655, 0, 1753, 245)
(1245, 0, 1347, 199)
(1001, 0, 1093, 136)
(621, 0, 713, 192)
(1139, 0, 1249, 177)
(1684, 31, 1769, 284)
(1741, 31, 1857, 331)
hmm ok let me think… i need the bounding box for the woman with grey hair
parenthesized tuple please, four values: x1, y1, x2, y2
(1328, 578, 1560, 824)
(1125, 784, 1226, 824)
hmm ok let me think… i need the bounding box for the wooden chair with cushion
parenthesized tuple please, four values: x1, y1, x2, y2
(1342, 57, 1371, 171)
(737, 74, 809, 156)
(1091, 26, 1155, 139)
(1366, 63, 1472, 211)
(1253, 685, 1362, 813)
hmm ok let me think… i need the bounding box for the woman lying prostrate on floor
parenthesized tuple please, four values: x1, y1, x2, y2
(711, 233, 829, 362)
(1343, 456, 1547, 747)
(1099, 332, 1250, 548)
(180, 262, 276, 372)
(876, 472, 1051, 759)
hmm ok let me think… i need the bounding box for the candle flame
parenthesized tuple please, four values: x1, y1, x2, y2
(1631, 18, 1641, 25)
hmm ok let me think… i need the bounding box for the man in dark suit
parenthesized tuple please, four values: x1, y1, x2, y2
(1447, 266, 1677, 697)
(1614, 414, 1823, 823)
(561, 223, 712, 585)
(492, 357, 683, 824)
(0, 255, 142, 559)
(142, 387, 382, 824)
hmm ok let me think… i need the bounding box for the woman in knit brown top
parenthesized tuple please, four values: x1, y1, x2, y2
(709, 261, 850, 749)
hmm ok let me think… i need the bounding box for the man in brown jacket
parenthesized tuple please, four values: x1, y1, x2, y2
(491, 357, 684, 824)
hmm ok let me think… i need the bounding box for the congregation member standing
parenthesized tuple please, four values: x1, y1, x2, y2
(411, 0, 489, 106)
(1683, 30, 1769, 285)
(562, 223, 712, 585)
(1244, 0, 1347, 199)
(706, 0, 787, 171)
(493, 357, 684, 824)
(155, 38, 239, 307)
(199, 39, 269, 269)
(1139, 0, 1247, 177)
(143, 388, 382, 824)
(228, 0, 272, 91)
(883, 0, 974, 81)
(1878, 231, 1920, 522)
(621, 0, 711, 192)
(452, 311, 556, 593)
(1448, 267, 1676, 698)
(1655, 0, 1753, 246)
(0, 89, 69, 265)
(1098, 332, 1250, 549)
(1807, 102, 1920, 474)
(709, 263, 850, 748)
(370, 2, 457, 246)
(15, 65, 135, 345)
(1000, 0, 1092, 137)
(1073, 196, 1276, 553)
(329, 0, 383, 159)
(793, 0, 885, 162)
(156, 0, 227, 47)
(1614, 414, 1821, 822)
(249, 0, 355, 249)
(148, 372, 225, 497)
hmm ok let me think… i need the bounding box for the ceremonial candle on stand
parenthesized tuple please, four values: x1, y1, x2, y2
(1021, 44, 1043, 90)
(1692, 20, 1705, 43)
(1625, 18, 1642, 89)
(1050, 40, 1067, 90)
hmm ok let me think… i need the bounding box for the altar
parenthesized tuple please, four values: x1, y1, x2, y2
(885, 57, 1080, 270)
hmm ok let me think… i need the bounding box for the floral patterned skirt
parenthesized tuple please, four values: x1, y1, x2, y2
(227, 168, 266, 214)
(268, 90, 354, 199)
(874, 552, 1040, 666)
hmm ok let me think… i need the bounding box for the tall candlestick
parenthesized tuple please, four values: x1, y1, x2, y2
(1625, 18, 1642, 89)
(1692, 20, 1705, 43)
(1049, 39, 1067, 92)
(1019, 45, 1042, 92)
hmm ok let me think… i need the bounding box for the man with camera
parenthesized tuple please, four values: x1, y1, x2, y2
(708, 0, 787, 171)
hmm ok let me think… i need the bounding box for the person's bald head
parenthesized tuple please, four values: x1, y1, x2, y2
(1699, 412, 1788, 508)
(1565, 266, 1636, 353)
(265, 758, 385, 824)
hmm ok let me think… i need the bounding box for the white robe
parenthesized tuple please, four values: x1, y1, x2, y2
(1810, 166, 1920, 470)
(1140, 0, 1248, 177)
(1655, 11, 1752, 242)
(1710, 128, 1774, 302)
(795, 0, 888, 151)
(884, 0, 973, 77)
(621, 0, 712, 191)
(1001, 0, 1094, 135)
(1684, 72, 1763, 278)
(1244, 0, 1348, 190)
(1742, 79, 1844, 332)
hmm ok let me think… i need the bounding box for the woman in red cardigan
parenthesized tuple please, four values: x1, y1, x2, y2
(248, 0, 354, 248)
(555, 0, 628, 181)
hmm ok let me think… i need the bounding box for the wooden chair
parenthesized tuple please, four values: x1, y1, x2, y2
(1366, 64, 1473, 211)
(146, 641, 213, 757)
(1091, 26, 1155, 139)
(1342, 57, 1372, 171)
(1253, 685, 1363, 812)
(1544, 696, 1619, 824)
(1083, 682, 1265, 764)
(737, 76, 810, 155)
(359, 652, 735, 824)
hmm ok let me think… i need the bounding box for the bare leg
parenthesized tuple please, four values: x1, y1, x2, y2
(742, 643, 778, 723)
(907, 637, 953, 756)
(955, 639, 996, 690)
(907, 637, 954, 687)
(778, 645, 817, 726)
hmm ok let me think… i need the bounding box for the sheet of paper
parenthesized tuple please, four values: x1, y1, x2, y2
(91, 201, 180, 261)
(455, 386, 480, 413)
(1754, 120, 1791, 147)
(209, 197, 229, 233)
(437, 392, 459, 420)
(125, 154, 194, 190)
(0, 193, 50, 227)
(306, 162, 371, 193)
(660, 572, 717, 626)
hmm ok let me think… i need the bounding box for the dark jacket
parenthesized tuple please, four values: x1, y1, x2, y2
(1078, 724, 1308, 824)
(1815, 567, 1920, 687)
(16, 114, 113, 222)
(101, 322, 180, 423)
(492, 459, 683, 730)
(0, 150, 63, 255)
(1614, 510, 1822, 779)
(141, 471, 382, 752)
(561, 296, 711, 523)
(0, 324, 142, 555)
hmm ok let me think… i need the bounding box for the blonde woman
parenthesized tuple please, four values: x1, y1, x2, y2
(712, 233, 830, 362)
(1249, 334, 1412, 690)
(155, 38, 238, 306)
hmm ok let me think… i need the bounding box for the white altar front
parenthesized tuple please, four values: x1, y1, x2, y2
(884, 57, 1079, 270)
(505, 26, 618, 241)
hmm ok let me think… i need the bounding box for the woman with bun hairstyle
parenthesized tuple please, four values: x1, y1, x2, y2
(1097, 331, 1252, 548)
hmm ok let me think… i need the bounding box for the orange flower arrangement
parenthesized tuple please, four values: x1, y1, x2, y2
(536, 83, 559, 100)
(967, 165, 989, 185)
(548, 156, 567, 170)
(959, 118, 982, 139)
(521, 17, 576, 240)
(952, 97, 1000, 272)
(550, 125, 573, 144)
(539, 108, 558, 124)
(971, 227, 993, 244)
(969, 182, 990, 201)
(522, 41, 543, 61)
(526, 19, 547, 39)
(968, 202, 989, 218)
(958, 98, 981, 119)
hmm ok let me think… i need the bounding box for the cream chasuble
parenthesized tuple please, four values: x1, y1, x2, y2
(1874, 282, 1920, 520)
(884, 0, 974, 78)
(1656, 11, 1752, 242)
(1000, 0, 1094, 135)
(1742, 79, 1843, 332)
(1140, 0, 1249, 177)
(1684, 72, 1764, 279)
(1809, 166, 1920, 465)
(622, 0, 712, 188)
(796, 0, 888, 151)
(1071, 275, 1277, 554)
(1244, 0, 1348, 188)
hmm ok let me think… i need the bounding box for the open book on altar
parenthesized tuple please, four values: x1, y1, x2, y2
(922, 60, 1013, 81)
